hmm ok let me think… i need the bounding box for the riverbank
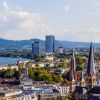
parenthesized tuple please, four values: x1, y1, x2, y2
(0, 57, 29, 66)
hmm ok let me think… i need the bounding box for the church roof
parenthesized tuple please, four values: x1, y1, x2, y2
(87, 43, 95, 75)
(75, 86, 87, 94)
(88, 96, 100, 100)
(69, 70, 75, 81)
(88, 86, 100, 94)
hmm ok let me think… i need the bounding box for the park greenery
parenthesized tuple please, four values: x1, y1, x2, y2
(28, 67, 64, 83)
(0, 68, 21, 78)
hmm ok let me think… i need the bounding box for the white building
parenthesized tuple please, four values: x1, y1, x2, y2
(58, 47, 64, 54)
(45, 55, 54, 61)
(0, 64, 18, 70)
(57, 85, 70, 95)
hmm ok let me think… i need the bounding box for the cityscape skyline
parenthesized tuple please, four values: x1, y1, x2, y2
(0, 0, 100, 42)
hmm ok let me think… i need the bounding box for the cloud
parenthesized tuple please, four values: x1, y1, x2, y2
(61, 27, 100, 42)
(93, 0, 100, 5)
(0, 1, 52, 40)
(0, 1, 100, 42)
(91, 10, 100, 18)
(3, 1, 9, 10)
(65, 5, 69, 12)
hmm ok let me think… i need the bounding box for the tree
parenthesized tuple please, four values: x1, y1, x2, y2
(64, 79, 69, 85)
(18, 63, 24, 71)
(0, 70, 4, 78)
(28, 67, 34, 79)
(35, 63, 40, 67)
(28, 67, 64, 83)
(14, 70, 21, 79)
(52, 74, 64, 83)
(5, 68, 14, 78)
(65, 95, 74, 100)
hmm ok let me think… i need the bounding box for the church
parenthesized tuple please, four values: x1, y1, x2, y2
(69, 43, 100, 100)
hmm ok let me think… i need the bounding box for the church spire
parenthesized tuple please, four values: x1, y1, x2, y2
(71, 49, 76, 71)
(69, 69, 75, 81)
(85, 42, 97, 89)
(69, 68, 76, 93)
(70, 49, 77, 81)
(69, 49, 76, 93)
(87, 42, 95, 75)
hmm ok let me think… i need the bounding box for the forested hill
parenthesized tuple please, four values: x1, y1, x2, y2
(0, 38, 100, 50)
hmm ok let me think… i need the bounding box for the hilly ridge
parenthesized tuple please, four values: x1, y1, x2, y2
(0, 38, 99, 49)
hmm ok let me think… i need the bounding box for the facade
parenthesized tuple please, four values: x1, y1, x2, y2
(79, 72, 86, 87)
(20, 69, 33, 86)
(13, 92, 37, 100)
(45, 35, 55, 53)
(45, 54, 54, 61)
(58, 47, 64, 54)
(0, 64, 18, 70)
(57, 85, 70, 95)
(74, 86, 87, 100)
(32, 88, 61, 100)
(32, 41, 40, 58)
(0, 89, 37, 100)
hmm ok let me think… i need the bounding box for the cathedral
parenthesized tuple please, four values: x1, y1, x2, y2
(69, 43, 100, 100)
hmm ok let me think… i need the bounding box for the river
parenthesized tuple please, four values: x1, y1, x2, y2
(0, 57, 29, 66)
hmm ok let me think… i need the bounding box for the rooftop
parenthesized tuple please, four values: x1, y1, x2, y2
(88, 86, 100, 94)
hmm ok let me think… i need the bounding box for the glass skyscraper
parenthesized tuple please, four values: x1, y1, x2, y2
(32, 41, 40, 57)
(45, 35, 55, 53)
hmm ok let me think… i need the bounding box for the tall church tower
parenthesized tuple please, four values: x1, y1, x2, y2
(85, 43, 97, 89)
(70, 49, 77, 80)
(69, 70, 76, 93)
(69, 49, 76, 93)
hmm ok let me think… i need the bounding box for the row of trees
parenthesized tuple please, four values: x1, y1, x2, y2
(0, 50, 32, 59)
(0, 68, 21, 78)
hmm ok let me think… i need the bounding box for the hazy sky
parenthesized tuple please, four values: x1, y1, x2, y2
(0, 0, 100, 42)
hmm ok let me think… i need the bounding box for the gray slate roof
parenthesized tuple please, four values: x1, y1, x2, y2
(87, 43, 95, 75)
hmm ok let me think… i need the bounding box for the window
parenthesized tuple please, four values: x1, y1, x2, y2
(89, 79, 91, 82)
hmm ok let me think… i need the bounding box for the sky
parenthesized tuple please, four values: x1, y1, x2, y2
(0, 0, 100, 42)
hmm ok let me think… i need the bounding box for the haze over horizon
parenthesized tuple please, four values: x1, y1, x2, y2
(0, 0, 100, 42)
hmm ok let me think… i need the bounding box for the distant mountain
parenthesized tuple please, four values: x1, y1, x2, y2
(0, 38, 100, 50)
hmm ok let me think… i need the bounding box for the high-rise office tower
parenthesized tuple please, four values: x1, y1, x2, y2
(45, 35, 55, 53)
(32, 41, 40, 58)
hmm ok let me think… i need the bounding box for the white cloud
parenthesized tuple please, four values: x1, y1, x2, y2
(0, 1, 52, 40)
(65, 5, 69, 12)
(91, 10, 100, 17)
(61, 27, 100, 42)
(3, 1, 9, 10)
(93, 0, 100, 5)
(0, 1, 100, 42)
